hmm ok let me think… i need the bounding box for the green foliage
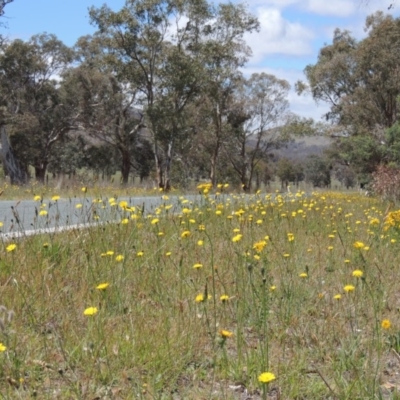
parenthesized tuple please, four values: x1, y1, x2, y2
(303, 154, 331, 188)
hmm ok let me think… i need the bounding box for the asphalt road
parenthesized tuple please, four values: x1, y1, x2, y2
(0, 194, 212, 239)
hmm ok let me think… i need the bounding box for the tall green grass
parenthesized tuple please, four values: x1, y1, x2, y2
(0, 189, 399, 399)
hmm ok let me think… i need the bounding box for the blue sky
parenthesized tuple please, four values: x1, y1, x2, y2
(3, 0, 399, 121)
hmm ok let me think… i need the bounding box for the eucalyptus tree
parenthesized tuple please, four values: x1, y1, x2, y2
(197, 3, 259, 186)
(89, 0, 258, 190)
(0, 33, 75, 182)
(88, 0, 209, 189)
(64, 34, 147, 185)
(224, 73, 290, 192)
(297, 12, 400, 182)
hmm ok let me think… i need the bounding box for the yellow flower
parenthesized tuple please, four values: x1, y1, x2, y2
(270, 285, 276, 291)
(220, 294, 229, 302)
(381, 319, 391, 330)
(165, 251, 172, 256)
(195, 293, 204, 303)
(0, 343, 6, 352)
(121, 218, 129, 225)
(219, 329, 233, 338)
(33, 195, 41, 201)
(333, 294, 342, 300)
(136, 251, 144, 257)
(115, 255, 124, 262)
(232, 234, 242, 242)
(193, 263, 203, 269)
(198, 224, 205, 231)
(6, 243, 16, 252)
(299, 273, 308, 278)
(43, 242, 49, 248)
(39, 210, 48, 216)
(119, 201, 128, 209)
(253, 240, 267, 253)
(83, 307, 98, 316)
(75, 203, 82, 209)
(181, 230, 191, 238)
(151, 218, 159, 225)
(81, 187, 87, 193)
(96, 283, 109, 290)
(197, 240, 204, 246)
(258, 372, 276, 384)
(344, 285, 355, 292)
(353, 241, 365, 249)
(287, 233, 294, 242)
(106, 250, 114, 256)
(352, 270, 363, 278)
(51, 195, 60, 201)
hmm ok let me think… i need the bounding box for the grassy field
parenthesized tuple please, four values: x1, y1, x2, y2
(0, 186, 400, 399)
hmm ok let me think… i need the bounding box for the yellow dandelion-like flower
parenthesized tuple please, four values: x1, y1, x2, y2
(344, 284, 355, 292)
(287, 233, 294, 242)
(232, 234, 243, 242)
(0, 343, 6, 352)
(299, 273, 308, 278)
(283, 253, 290, 258)
(253, 240, 267, 253)
(96, 283, 109, 290)
(193, 263, 203, 269)
(121, 218, 129, 225)
(39, 210, 48, 216)
(6, 243, 16, 252)
(165, 251, 172, 256)
(83, 307, 98, 316)
(352, 270, 363, 278)
(195, 293, 204, 303)
(136, 251, 144, 257)
(181, 230, 191, 238)
(106, 250, 114, 256)
(270, 285, 276, 291)
(33, 195, 41, 201)
(258, 372, 276, 384)
(115, 255, 124, 262)
(43, 242, 49, 248)
(382, 319, 391, 330)
(220, 294, 229, 302)
(333, 294, 342, 300)
(81, 187, 87, 193)
(353, 241, 365, 249)
(219, 329, 234, 338)
(198, 224, 205, 231)
(75, 203, 82, 209)
(52, 195, 60, 201)
(151, 218, 159, 225)
(119, 201, 128, 209)
(197, 240, 204, 246)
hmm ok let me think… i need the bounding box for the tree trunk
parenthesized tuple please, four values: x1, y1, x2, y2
(210, 142, 220, 187)
(163, 140, 173, 192)
(0, 125, 28, 185)
(121, 150, 131, 186)
(35, 164, 47, 183)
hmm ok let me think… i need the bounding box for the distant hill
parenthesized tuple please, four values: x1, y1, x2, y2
(270, 136, 333, 162)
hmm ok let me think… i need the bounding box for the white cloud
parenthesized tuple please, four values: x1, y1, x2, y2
(245, 8, 314, 61)
(306, 0, 356, 17)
